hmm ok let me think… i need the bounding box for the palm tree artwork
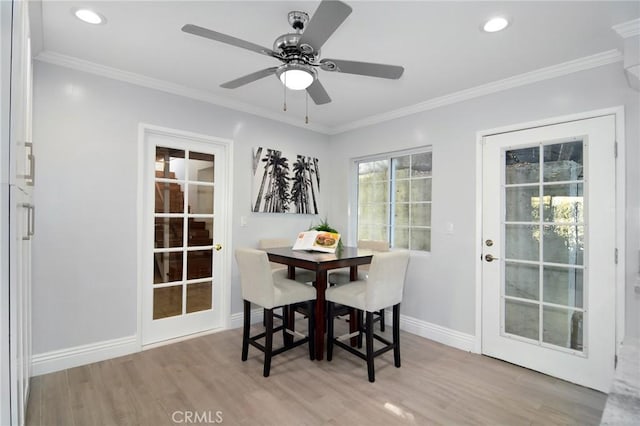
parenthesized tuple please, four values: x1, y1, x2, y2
(252, 147, 320, 214)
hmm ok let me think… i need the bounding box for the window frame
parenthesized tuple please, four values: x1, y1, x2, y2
(350, 146, 433, 252)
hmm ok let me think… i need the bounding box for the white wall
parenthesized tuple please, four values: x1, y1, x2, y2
(32, 62, 329, 354)
(327, 62, 640, 338)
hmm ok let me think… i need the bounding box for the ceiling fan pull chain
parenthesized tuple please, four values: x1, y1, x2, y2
(305, 91, 309, 124)
(283, 73, 287, 111)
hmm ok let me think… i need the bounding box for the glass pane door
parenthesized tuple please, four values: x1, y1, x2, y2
(153, 147, 215, 320)
(503, 140, 585, 352)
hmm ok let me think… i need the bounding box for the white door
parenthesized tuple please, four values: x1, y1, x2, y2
(482, 115, 616, 392)
(142, 128, 230, 345)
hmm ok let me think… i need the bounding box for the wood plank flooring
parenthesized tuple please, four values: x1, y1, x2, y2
(26, 319, 606, 425)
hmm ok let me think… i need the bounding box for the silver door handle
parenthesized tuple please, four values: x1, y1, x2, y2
(485, 254, 499, 262)
(22, 203, 34, 240)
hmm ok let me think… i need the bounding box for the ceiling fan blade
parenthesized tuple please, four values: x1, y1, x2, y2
(306, 79, 331, 105)
(320, 59, 404, 79)
(182, 24, 277, 58)
(298, 0, 352, 52)
(220, 67, 278, 89)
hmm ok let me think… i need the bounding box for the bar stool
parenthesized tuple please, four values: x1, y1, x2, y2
(328, 240, 389, 330)
(235, 248, 316, 377)
(326, 250, 410, 382)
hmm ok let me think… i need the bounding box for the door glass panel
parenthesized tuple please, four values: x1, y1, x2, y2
(188, 218, 213, 247)
(186, 282, 213, 313)
(155, 147, 185, 180)
(155, 181, 184, 214)
(188, 184, 214, 215)
(543, 306, 583, 350)
(543, 225, 584, 265)
(154, 217, 183, 248)
(154, 252, 183, 284)
(505, 146, 539, 184)
(188, 151, 215, 183)
(187, 250, 213, 280)
(543, 184, 583, 223)
(502, 140, 586, 352)
(505, 186, 540, 222)
(543, 141, 583, 182)
(505, 224, 539, 261)
(359, 160, 388, 180)
(505, 299, 539, 340)
(153, 286, 182, 319)
(543, 266, 583, 308)
(505, 262, 539, 300)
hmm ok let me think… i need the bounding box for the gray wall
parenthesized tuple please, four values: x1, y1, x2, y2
(32, 59, 639, 358)
(327, 62, 640, 338)
(32, 62, 330, 354)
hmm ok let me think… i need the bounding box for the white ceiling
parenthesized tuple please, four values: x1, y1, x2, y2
(34, 1, 639, 133)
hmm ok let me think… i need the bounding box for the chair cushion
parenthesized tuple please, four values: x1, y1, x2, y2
(272, 269, 317, 307)
(325, 280, 367, 311)
(328, 270, 367, 285)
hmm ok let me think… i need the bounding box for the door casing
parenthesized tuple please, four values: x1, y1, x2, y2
(474, 107, 626, 356)
(136, 123, 234, 349)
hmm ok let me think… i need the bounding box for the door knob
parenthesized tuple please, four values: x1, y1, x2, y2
(214, 244, 223, 251)
(485, 254, 499, 262)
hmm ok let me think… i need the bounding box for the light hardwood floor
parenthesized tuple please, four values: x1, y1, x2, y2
(26, 319, 606, 425)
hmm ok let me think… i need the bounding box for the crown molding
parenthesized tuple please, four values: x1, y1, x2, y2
(36, 49, 623, 137)
(34, 51, 332, 135)
(613, 18, 640, 39)
(329, 49, 623, 135)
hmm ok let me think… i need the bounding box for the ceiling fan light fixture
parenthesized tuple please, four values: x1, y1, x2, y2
(277, 64, 316, 90)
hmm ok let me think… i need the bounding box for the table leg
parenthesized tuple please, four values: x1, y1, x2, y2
(314, 270, 327, 360)
(284, 266, 296, 346)
(349, 266, 359, 346)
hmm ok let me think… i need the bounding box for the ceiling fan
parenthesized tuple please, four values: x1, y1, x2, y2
(181, 0, 404, 105)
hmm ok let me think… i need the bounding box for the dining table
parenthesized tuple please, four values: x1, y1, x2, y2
(265, 246, 373, 360)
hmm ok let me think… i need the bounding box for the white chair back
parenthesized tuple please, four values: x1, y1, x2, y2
(357, 239, 389, 252)
(258, 239, 291, 270)
(364, 251, 410, 311)
(235, 248, 275, 308)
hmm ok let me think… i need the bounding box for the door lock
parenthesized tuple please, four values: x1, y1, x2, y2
(485, 254, 499, 262)
(485, 239, 493, 247)
(214, 244, 223, 251)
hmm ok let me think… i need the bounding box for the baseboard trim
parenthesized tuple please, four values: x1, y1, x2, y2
(31, 311, 474, 376)
(31, 335, 139, 376)
(229, 308, 264, 329)
(396, 313, 476, 352)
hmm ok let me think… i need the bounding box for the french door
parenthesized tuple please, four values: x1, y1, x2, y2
(142, 127, 230, 345)
(481, 115, 616, 392)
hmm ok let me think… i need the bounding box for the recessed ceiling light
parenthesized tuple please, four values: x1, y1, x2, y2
(483, 17, 509, 33)
(73, 8, 106, 25)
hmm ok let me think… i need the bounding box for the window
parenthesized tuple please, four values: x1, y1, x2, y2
(356, 149, 432, 251)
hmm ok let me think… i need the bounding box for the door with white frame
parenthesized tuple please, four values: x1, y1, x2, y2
(142, 127, 231, 345)
(481, 115, 617, 392)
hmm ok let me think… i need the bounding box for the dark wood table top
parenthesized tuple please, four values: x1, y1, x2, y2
(265, 246, 373, 271)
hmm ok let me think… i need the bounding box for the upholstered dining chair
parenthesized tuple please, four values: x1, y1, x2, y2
(258, 238, 316, 283)
(328, 240, 389, 330)
(326, 250, 410, 382)
(235, 248, 316, 377)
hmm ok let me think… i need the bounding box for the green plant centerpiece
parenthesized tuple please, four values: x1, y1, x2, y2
(309, 218, 344, 251)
